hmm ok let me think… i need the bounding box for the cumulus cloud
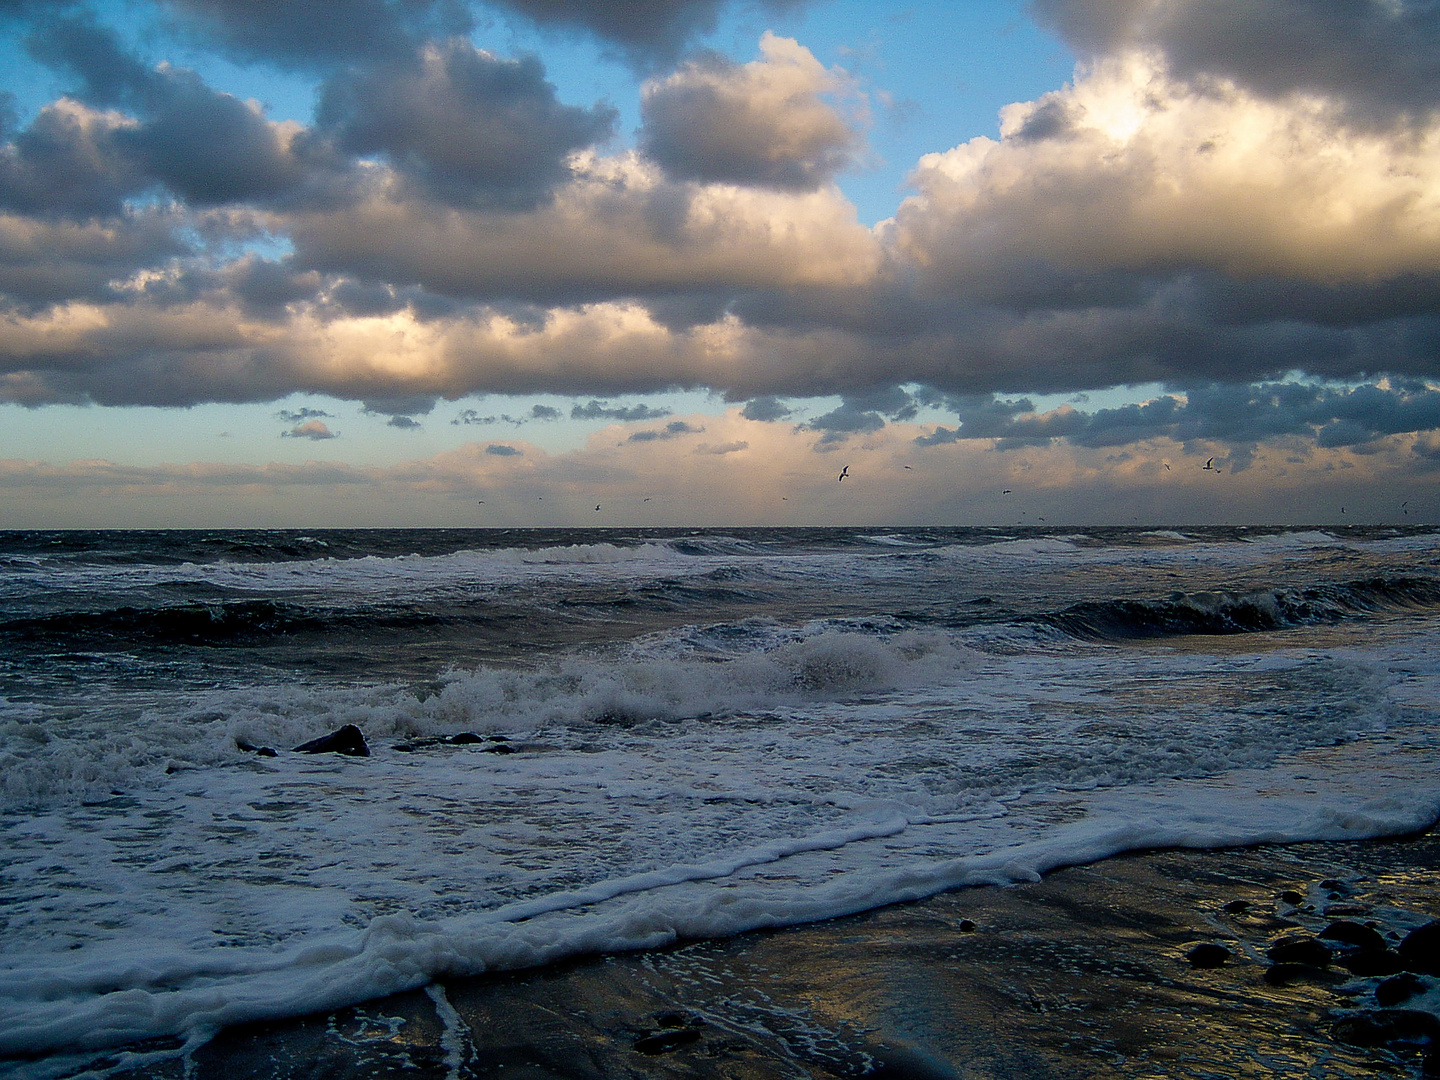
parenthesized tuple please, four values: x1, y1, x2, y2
(315, 40, 615, 211)
(1031, 0, 1440, 124)
(641, 32, 864, 190)
(25, 13, 311, 208)
(282, 418, 336, 439)
(896, 50, 1440, 293)
(387, 414, 422, 429)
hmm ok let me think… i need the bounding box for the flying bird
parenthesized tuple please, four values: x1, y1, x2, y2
(903, 465, 913, 470)
(1202, 458, 1215, 470)
(1002, 489, 1013, 495)
(837, 466, 850, 482)
(594, 505, 601, 511)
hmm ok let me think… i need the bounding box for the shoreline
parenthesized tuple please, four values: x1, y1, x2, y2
(80, 826, 1440, 1080)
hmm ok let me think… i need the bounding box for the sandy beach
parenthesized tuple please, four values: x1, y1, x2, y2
(92, 826, 1440, 1080)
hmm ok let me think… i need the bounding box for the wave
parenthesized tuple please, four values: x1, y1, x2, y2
(1036, 577, 1440, 641)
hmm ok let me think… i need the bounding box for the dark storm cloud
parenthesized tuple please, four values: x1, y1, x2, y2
(387, 414, 422, 428)
(1030, 0, 1440, 122)
(485, 443, 521, 455)
(315, 41, 615, 211)
(572, 400, 671, 421)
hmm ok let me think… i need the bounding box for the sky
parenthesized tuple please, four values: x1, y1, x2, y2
(1, 0, 1438, 528)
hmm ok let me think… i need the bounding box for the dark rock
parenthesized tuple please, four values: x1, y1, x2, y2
(1332, 1009, 1440, 1048)
(1400, 920, 1440, 975)
(1267, 937, 1332, 967)
(654, 1011, 691, 1030)
(1321, 921, 1388, 952)
(1424, 1048, 1440, 1078)
(958, 920, 976, 932)
(1222, 899, 1251, 914)
(1342, 949, 1406, 977)
(1186, 943, 1231, 969)
(1376, 973, 1427, 1008)
(293, 725, 370, 757)
(1280, 890, 1305, 905)
(488, 735, 510, 742)
(235, 740, 278, 758)
(634, 1028, 700, 1055)
(481, 743, 516, 754)
(1264, 963, 1315, 986)
(447, 732, 485, 745)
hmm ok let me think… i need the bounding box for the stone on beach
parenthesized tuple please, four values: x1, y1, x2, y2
(292, 725, 370, 757)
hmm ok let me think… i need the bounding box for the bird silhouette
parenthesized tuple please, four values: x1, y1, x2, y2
(837, 466, 850, 482)
(1202, 458, 1215, 470)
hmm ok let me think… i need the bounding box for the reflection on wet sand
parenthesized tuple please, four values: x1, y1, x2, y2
(103, 828, 1440, 1079)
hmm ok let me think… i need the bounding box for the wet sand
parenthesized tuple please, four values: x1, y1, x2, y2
(99, 827, 1440, 1079)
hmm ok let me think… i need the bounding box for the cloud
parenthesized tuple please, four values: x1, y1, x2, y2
(809, 387, 917, 442)
(627, 419, 703, 441)
(158, 0, 811, 72)
(315, 40, 616, 211)
(572, 399, 671, 421)
(485, 443, 521, 455)
(157, 0, 472, 71)
(640, 33, 864, 191)
(282, 418, 336, 439)
(695, 439, 747, 454)
(895, 50, 1440, 293)
(740, 395, 792, 421)
(25, 13, 310, 208)
(910, 382, 1440, 458)
(387, 414, 421, 429)
(486, 0, 810, 69)
(362, 395, 436, 416)
(276, 406, 330, 422)
(1030, 0, 1440, 124)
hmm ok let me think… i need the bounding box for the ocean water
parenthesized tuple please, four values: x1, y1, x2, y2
(2, 525, 1439, 1075)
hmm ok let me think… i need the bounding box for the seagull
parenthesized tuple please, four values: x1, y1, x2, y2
(1163, 462, 1171, 471)
(643, 497, 652, 502)
(903, 465, 913, 470)
(837, 466, 850, 482)
(594, 505, 601, 511)
(1202, 458, 1215, 470)
(1002, 489, 1013, 495)
(477, 500, 484, 504)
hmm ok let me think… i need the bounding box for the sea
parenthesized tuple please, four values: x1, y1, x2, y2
(2, 525, 1439, 1076)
